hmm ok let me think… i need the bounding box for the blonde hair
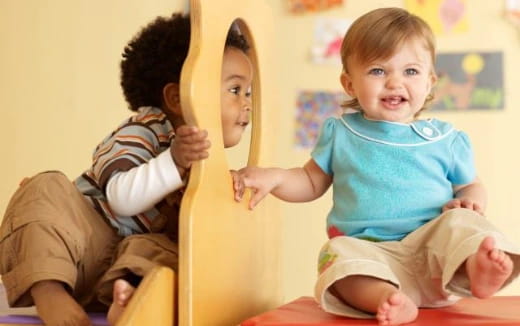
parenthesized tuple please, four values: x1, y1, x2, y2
(341, 7, 436, 115)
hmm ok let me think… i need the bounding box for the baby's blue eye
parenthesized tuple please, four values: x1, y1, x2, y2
(405, 68, 419, 76)
(369, 68, 384, 76)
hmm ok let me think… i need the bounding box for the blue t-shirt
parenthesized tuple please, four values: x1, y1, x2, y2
(311, 112, 475, 241)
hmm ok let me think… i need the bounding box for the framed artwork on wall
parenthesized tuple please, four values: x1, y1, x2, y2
(431, 52, 504, 111)
(405, 0, 468, 35)
(294, 90, 345, 148)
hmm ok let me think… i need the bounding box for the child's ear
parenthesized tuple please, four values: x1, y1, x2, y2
(163, 82, 182, 115)
(429, 72, 438, 91)
(340, 72, 356, 98)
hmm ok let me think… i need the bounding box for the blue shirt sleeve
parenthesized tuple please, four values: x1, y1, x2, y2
(448, 131, 476, 185)
(311, 117, 336, 175)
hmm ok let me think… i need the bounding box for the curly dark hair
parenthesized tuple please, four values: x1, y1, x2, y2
(120, 14, 250, 111)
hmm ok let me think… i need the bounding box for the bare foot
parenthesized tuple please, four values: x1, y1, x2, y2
(466, 236, 513, 298)
(376, 291, 418, 326)
(31, 280, 91, 326)
(107, 279, 135, 326)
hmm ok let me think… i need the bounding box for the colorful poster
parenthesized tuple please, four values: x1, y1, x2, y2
(287, 0, 344, 14)
(295, 90, 346, 148)
(310, 18, 351, 65)
(431, 52, 503, 111)
(405, 0, 468, 35)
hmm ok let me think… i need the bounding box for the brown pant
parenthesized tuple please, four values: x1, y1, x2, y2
(0, 171, 178, 308)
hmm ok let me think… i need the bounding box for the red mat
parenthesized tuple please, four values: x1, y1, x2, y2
(241, 296, 520, 325)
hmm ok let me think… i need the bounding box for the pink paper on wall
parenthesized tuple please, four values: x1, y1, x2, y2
(310, 18, 351, 65)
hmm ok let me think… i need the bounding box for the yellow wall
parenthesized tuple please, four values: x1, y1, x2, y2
(1, 0, 519, 304)
(0, 0, 187, 205)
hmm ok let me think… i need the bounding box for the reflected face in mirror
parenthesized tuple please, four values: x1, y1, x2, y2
(220, 47, 253, 148)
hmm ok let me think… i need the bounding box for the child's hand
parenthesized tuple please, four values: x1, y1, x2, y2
(170, 125, 211, 173)
(232, 167, 280, 210)
(442, 198, 484, 215)
(232, 170, 246, 202)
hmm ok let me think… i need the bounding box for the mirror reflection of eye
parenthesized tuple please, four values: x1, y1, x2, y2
(225, 18, 255, 169)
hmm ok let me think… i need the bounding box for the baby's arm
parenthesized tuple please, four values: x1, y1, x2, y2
(106, 151, 183, 216)
(234, 158, 332, 209)
(443, 177, 487, 215)
(107, 125, 210, 217)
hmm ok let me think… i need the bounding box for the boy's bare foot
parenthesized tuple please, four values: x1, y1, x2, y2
(466, 236, 513, 298)
(31, 280, 91, 326)
(376, 291, 418, 325)
(107, 279, 136, 326)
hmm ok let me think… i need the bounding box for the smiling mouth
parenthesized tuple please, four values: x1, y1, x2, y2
(382, 96, 407, 105)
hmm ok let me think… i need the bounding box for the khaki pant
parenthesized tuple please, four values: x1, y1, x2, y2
(315, 208, 520, 318)
(0, 172, 178, 308)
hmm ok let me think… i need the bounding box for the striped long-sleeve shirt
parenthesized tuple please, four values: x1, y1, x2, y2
(75, 106, 184, 237)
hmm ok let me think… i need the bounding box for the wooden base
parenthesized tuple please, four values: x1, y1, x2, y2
(241, 296, 520, 325)
(0, 266, 174, 326)
(115, 266, 174, 326)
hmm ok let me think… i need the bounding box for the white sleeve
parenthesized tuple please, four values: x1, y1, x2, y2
(106, 149, 184, 216)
